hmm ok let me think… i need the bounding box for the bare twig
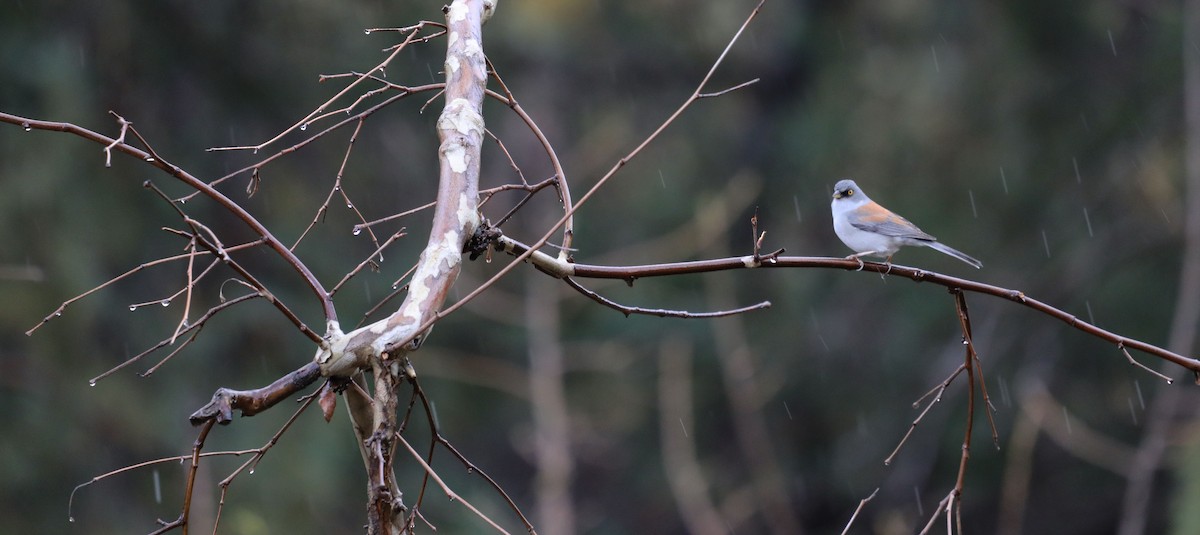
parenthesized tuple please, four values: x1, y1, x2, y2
(0, 111, 339, 328)
(407, 375, 537, 533)
(208, 22, 442, 153)
(563, 276, 769, 318)
(146, 419, 215, 535)
(396, 433, 511, 534)
(212, 385, 324, 532)
(884, 363, 966, 466)
(839, 487, 880, 535)
(330, 229, 408, 296)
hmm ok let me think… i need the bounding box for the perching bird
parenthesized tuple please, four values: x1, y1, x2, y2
(830, 178, 981, 269)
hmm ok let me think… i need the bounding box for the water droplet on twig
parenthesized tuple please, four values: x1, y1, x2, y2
(160, 299, 171, 307)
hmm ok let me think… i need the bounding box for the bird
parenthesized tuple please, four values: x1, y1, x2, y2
(830, 178, 981, 269)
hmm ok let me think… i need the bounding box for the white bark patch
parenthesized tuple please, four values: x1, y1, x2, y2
(444, 142, 469, 173)
(400, 231, 463, 322)
(463, 39, 483, 60)
(463, 39, 487, 81)
(438, 98, 485, 137)
(402, 268, 432, 321)
(457, 191, 479, 229)
(371, 324, 417, 356)
(448, 31, 459, 47)
(438, 98, 484, 174)
(445, 56, 460, 74)
(447, 1, 468, 23)
(740, 255, 759, 268)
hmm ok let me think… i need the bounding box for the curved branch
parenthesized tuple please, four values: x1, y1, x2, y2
(486, 64, 574, 258)
(0, 111, 339, 331)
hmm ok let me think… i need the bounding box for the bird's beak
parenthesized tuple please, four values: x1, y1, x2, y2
(832, 190, 844, 200)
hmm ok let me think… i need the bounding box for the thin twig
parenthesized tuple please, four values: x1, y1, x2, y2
(408, 376, 537, 533)
(0, 111, 339, 326)
(1119, 342, 1174, 383)
(330, 230, 408, 296)
(208, 23, 438, 153)
(839, 487, 880, 535)
(211, 387, 323, 533)
(563, 276, 770, 318)
(395, 433, 512, 535)
(884, 363, 965, 466)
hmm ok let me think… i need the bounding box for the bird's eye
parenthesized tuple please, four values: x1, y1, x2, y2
(846, 189, 854, 196)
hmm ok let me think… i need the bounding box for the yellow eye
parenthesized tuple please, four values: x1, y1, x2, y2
(846, 189, 854, 196)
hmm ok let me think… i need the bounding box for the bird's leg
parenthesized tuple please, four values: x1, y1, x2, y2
(883, 255, 894, 275)
(845, 251, 877, 271)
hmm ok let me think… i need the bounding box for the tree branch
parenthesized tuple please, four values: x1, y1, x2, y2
(488, 233, 1200, 378)
(188, 362, 322, 425)
(0, 111, 339, 333)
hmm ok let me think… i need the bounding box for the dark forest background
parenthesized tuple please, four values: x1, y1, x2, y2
(2, 1, 1198, 533)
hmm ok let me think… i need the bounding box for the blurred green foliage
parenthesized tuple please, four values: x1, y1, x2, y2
(2, 0, 1197, 533)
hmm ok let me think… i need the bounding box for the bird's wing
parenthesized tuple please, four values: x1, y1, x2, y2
(848, 204, 937, 241)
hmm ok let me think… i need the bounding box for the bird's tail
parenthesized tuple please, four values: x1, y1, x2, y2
(925, 241, 982, 269)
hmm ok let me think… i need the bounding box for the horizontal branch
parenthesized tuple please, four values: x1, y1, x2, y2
(490, 235, 1200, 379)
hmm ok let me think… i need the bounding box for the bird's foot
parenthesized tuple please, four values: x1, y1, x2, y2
(845, 253, 868, 271)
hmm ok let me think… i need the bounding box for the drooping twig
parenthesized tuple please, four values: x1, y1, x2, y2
(562, 276, 770, 318)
